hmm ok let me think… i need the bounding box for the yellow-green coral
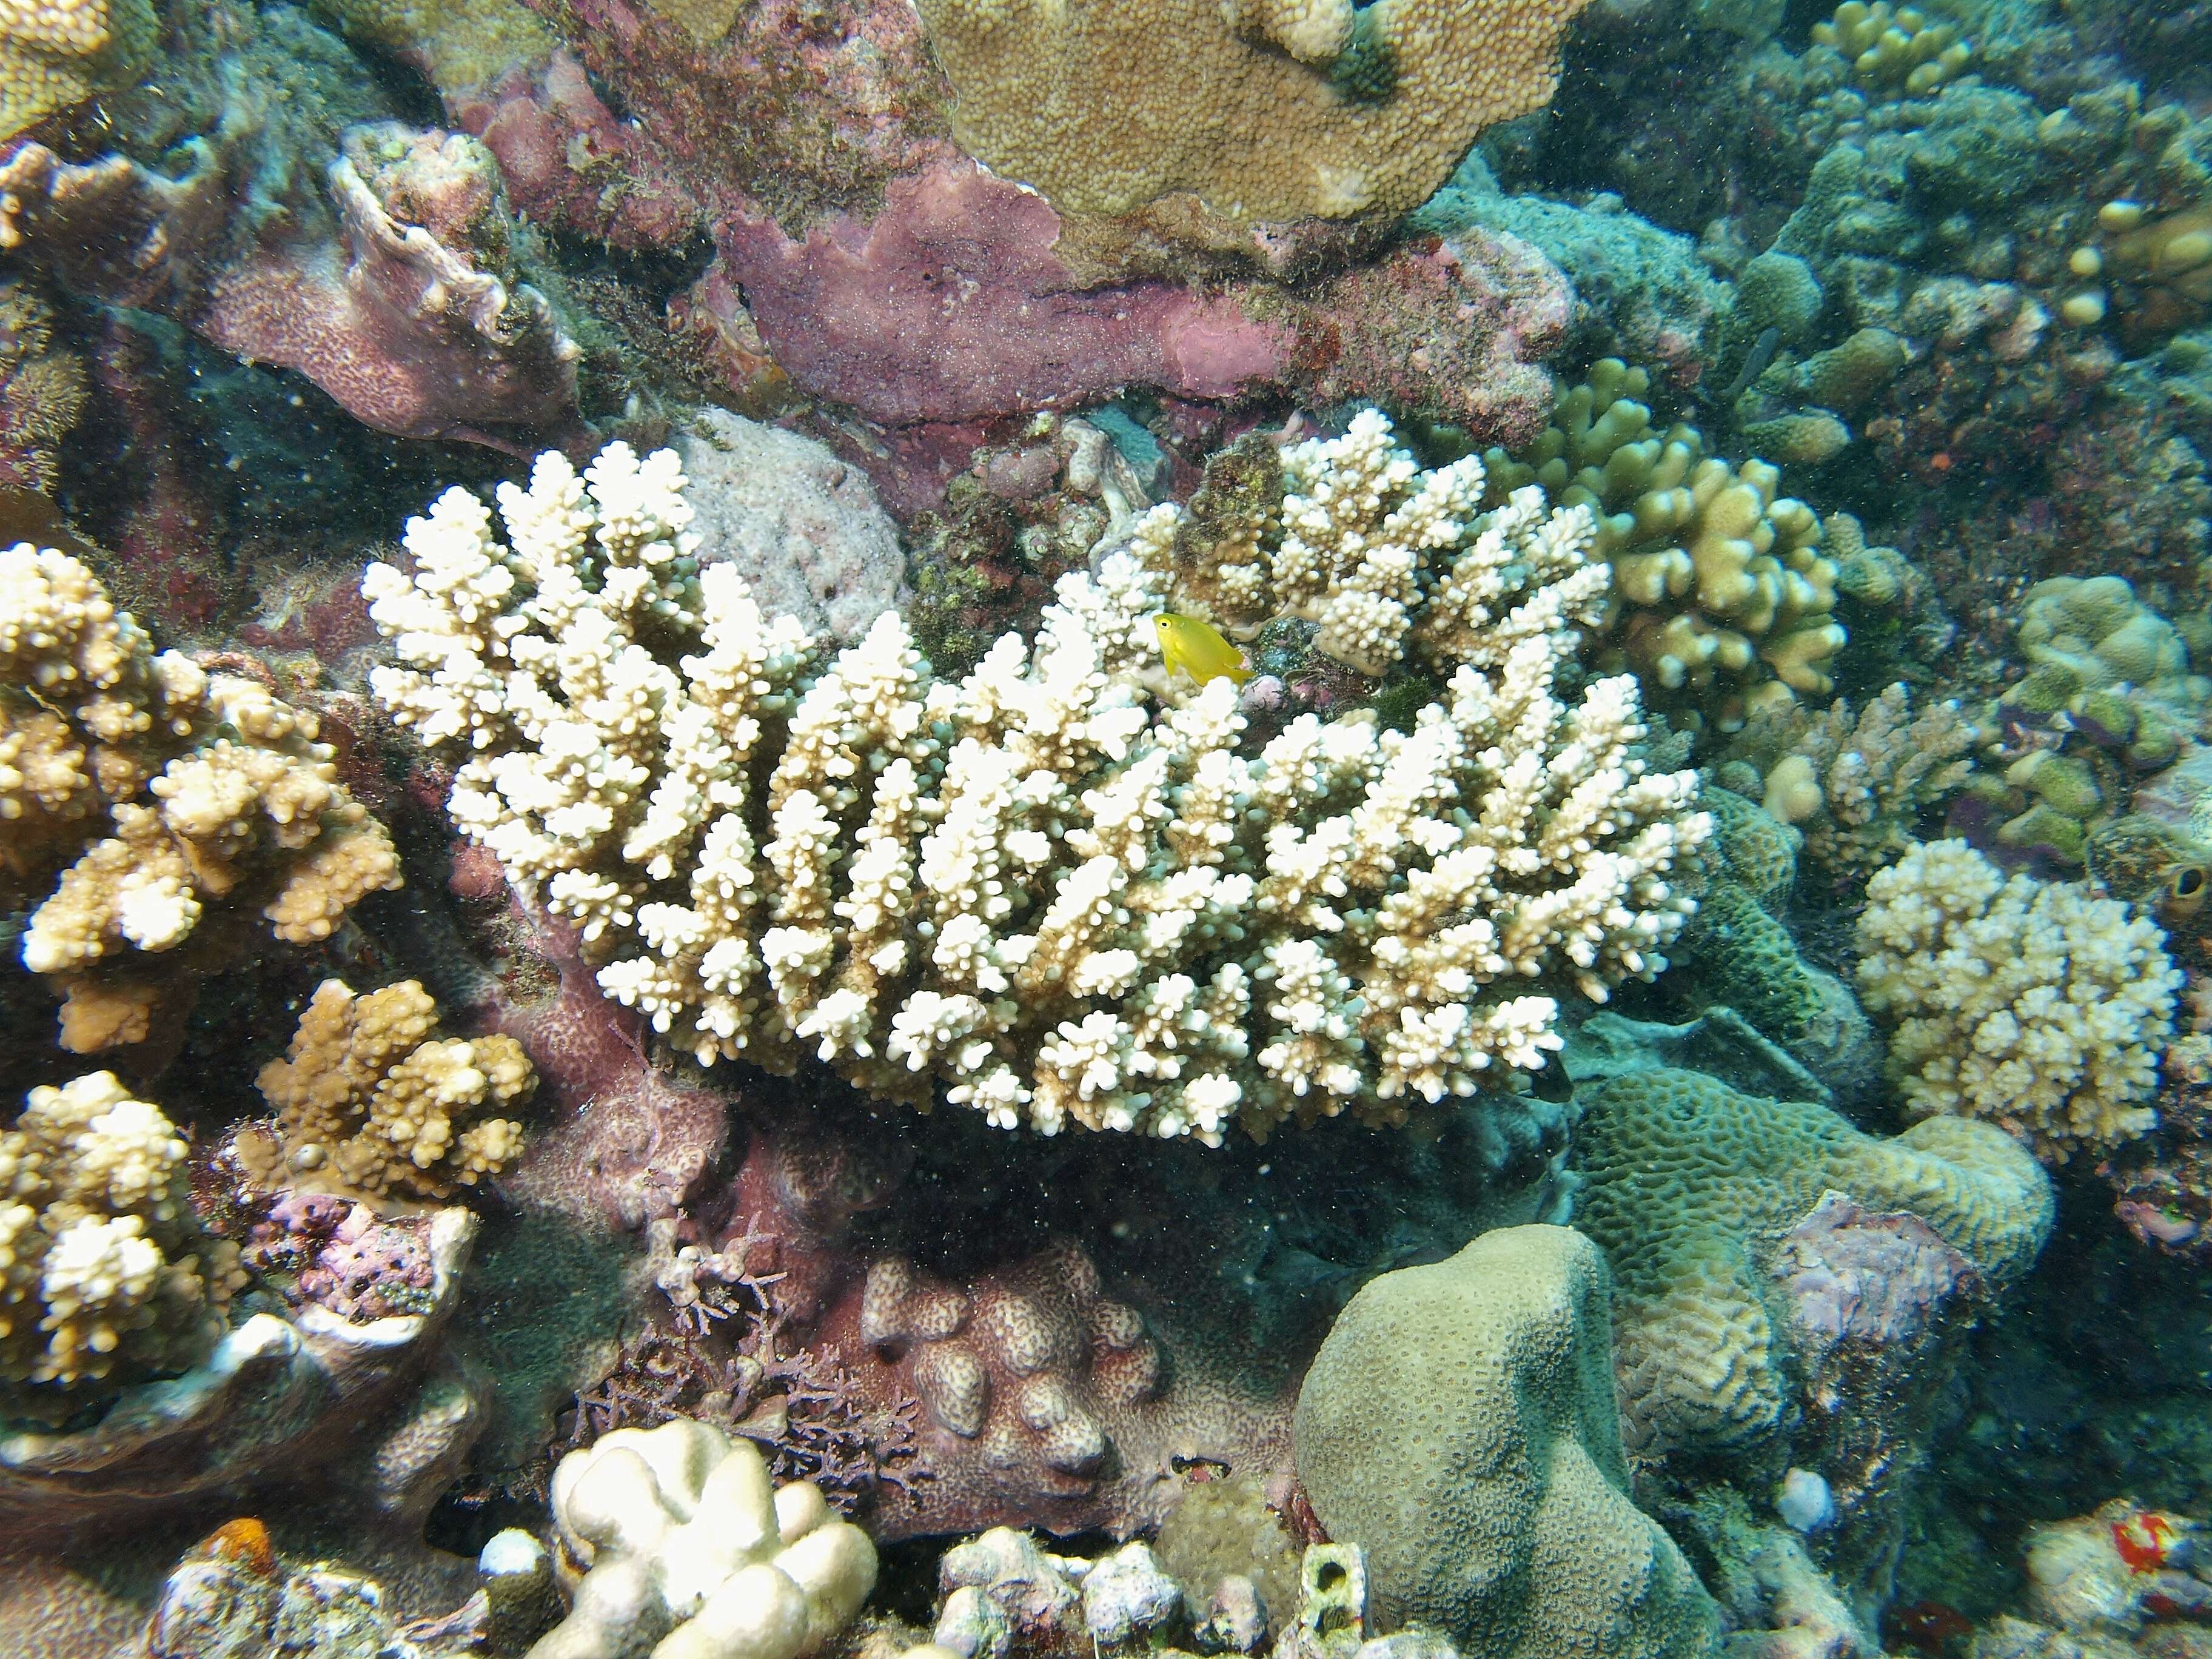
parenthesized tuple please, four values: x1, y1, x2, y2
(1484, 360, 1847, 726)
(2, 545, 403, 1051)
(913, 0, 1593, 221)
(1856, 839, 2179, 1164)
(1809, 0, 1971, 97)
(1572, 1064, 2051, 1457)
(0, 1071, 242, 1419)
(0, 0, 154, 143)
(307, 0, 553, 98)
(248, 978, 534, 1203)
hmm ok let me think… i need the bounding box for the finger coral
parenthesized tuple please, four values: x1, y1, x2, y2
(0, 1071, 241, 1419)
(913, 0, 1592, 222)
(538, 1416, 877, 1659)
(1481, 360, 1848, 728)
(245, 979, 534, 1202)
(2, 543, 403, 1051)
(1855, 839, 2181, 1163)
(364, 441, 1709, 1142)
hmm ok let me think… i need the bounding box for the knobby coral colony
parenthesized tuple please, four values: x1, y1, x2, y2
(364, 424, 1711, 1142)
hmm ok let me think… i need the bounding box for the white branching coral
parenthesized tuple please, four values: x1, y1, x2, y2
(2, 544, 402, 1051)
(1855, 839, 2180, 1163)
(366, 440, 1709, 1143)
(1127, 407, 1612, 677)
(0, 1071, 241, 1417)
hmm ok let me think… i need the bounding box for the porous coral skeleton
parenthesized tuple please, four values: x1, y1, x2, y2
(366, 437, 1709, 1143)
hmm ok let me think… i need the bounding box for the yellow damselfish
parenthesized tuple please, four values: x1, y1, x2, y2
(1154, 613, 1253, 688)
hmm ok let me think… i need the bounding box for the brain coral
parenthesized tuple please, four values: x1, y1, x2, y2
(1570, 1066, 2053, 1459)
(1293, 1225, 1721, 1659)
(913, 0, 1592, 221)
(1855, 839, 2180, 1164)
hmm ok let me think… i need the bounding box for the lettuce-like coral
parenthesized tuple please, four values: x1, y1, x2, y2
(363, 441, 1709, 1142)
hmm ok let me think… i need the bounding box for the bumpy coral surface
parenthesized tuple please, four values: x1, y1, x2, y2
(540, 1416, 877, 1659)
(913, 0, 1592, 221)
(2, 543, 401, 1051)
(0, 0, 152, 141)
(1570, 1065, 2053, 1458)
(364, 440, 1709, 1141)
(1293, 1225, 1720, 1658)
(1483, 360, 1847, 726)
(0, 1071, 240, 1418)
(247, 979, 534, 1202)
(1856, 840, 2180, 1163)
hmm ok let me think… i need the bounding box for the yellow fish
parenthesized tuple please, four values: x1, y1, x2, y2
(1155, 612, 1253, 688)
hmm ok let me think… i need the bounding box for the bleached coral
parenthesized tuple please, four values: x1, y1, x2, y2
(539, 1417, 877, 1659)
(1, 543, 402, 1050)
(1130, 407, 1611, 679)
(246, 978, 534, 1202)
(366, 441, 1709, 1143)
(0, 1071, 241, 1416)
(1855, 839, 2180, 1163)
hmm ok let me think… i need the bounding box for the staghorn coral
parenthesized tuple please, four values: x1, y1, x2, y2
(2, 543, 402, 1051)
(537, 1416, 878, 1659)
(1570, 1064, 2053, 1461)
(1130, 407, 1610, 677)
(364, 440, 1709, 1142)
(0, 0, 152, 142)
(1720, 683, 1983, 895)
(912, 0, 1592, 222)
(0, 1071, 241, 1420)
(1481, 360, 1848, 728)
(244, 978, 533, 1203)
(1293, 1225, 1721, 1659)
(1855, 840, 2180, 1164)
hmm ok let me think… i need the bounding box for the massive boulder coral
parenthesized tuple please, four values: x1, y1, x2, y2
(0, 0, 153, 142)
(537, 1416, 877, 1659)
(1569, 1064, 2054, 1461)
(0, 1072, 240, 1421)
(1855, 839, 2180, 1164)
(914, 0, 1594, 221)
(2, 543, 401, 1051)
(1292, 1225, 1721, 1658)
(0, 0, 580, 447)
(242, 978, 534, 1204)
(363, 439, 1708, 1141)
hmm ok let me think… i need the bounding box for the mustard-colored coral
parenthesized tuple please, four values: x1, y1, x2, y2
(250, 978, 534, 1202)
(1484, 360, 1846, 727)
(1809, 1, 1971, 97)
(1, 543, 403, 1050)
(0, 278, 85, 492)
(913, 0, 1592, 221)
(0, 0, 154, 142)
(1571, 1064, 2051, 1458)
(1855, 839, 2180, 1164)
(0, 1071, 242, 1418)
(364, 441, 1709, 1144)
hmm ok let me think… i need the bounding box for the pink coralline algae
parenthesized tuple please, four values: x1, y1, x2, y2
(1774, 1194, 1982, 1352)
(249, 1195, 441, 1322)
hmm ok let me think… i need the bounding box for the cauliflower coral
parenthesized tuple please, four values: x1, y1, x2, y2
(1855, 839, 2180, 1162)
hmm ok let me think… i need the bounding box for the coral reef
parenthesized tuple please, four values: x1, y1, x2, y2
(364, 439, 1709, 1139)
(0, 0, 581, 448)
(243, 979, 534, 1204)
(3, 543, 401, 1052)
(0, 278, 85, 493)
(0, 0, 153, 141)
(1570, 1064, 2054, 1460)
(537, 1416, 877, 1659)
(1856, 839, 2180, 1162)
(1293, 1225, 1721, 1658)
(913, 0, 1593, 221)
(0, 1071, 240, 1421)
